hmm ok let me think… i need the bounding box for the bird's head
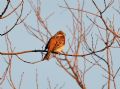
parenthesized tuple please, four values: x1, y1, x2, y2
(55, 31, 65, 36)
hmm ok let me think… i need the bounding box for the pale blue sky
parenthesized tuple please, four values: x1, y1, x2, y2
(0, 0, 120, 89)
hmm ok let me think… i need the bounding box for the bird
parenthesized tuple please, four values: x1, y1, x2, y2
(43, 31, 65, 60)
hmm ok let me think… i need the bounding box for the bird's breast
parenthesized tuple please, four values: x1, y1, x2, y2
(54, 45, 64, 52)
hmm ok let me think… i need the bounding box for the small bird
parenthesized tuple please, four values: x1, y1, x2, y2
(43, 31, 65, 60)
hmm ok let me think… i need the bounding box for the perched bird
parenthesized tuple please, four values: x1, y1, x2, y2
(43, 31, 65, 60)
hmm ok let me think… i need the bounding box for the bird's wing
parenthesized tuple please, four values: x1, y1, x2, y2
(47, 36, 57, 52)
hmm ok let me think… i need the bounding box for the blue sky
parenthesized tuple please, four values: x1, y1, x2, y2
(0, 0, 120, 89)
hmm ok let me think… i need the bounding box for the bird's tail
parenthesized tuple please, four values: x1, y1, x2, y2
(42, 52, 51, 61)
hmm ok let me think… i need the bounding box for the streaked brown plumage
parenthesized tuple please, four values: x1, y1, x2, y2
(43, 31, 65, 60)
